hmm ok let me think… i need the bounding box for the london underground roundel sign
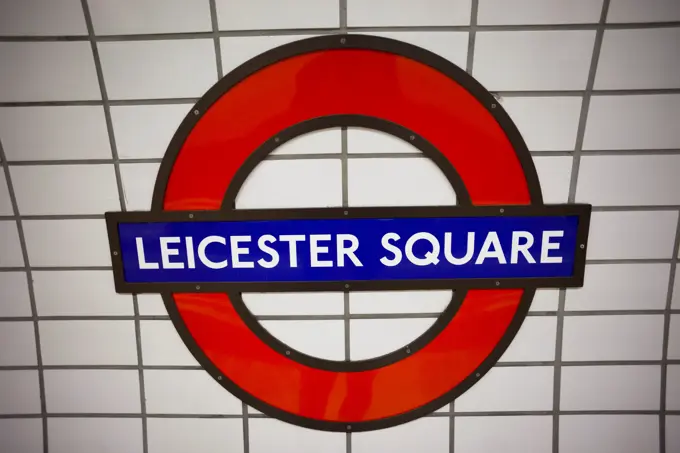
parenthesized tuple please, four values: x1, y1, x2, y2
(105, 35, 591, 432)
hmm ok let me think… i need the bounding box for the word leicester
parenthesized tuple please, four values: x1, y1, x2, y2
(134, 230, 565, 271)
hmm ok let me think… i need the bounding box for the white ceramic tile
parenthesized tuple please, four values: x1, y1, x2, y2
(347, 128, 422, 154)
(499, 96, 582, 151)
(352, 417, 449, 453)
(98, 40, 217, 100)
(0, 221, 24, 268)
(137, 294, 168, 316)
(607, 0, 680, 23)
(0, 419, 43, 453)
(32, 270, 134, 316)
(478, 0, 604, 25)
(216, 0, 338, 30)
(23, 219, 111, 267)
(348, 158, 456, 207)
(596, 28, 680, 90)
(0, 42, 100, 102)
(48, 418, 144, 453)
(220, 35, 320, 75)
(347, 0, 472, 26)
(0, 370, 41, 414)
(455, 366, 553, 412)
(562, 315, 664, 361)
(89, 0, 211, 35)
(350, 318, 436, 360)
(473, 31, 596, 91)
(140, 320, 198, 366)
(668, 366, 680, 410)
(530, 289, 559, 312)
(260, 320, 345, 361)
(584, 95, 680, 150)
(40, 320, 138, 366)
(11, 165, 120, 215)
(566, 263, 671, 311)
(44, 370, 140, 413)
(249, 418, 345, 453)
(144, 370, 242, 414)
(271, 129, 342, 155)
(242, 292, 344, 316)
(0, 171, 14, 215)
(234, 160, 342, 209)
(0, 322, 36, 366)
(559, 415, 658, 453)
(560, 365, 661, 410)
(669, 315, 680, 360)
(498, 317, 557, 362)
(120, 163, 159, 211)
(0, 0, 87, 35)
(147, 418, 244, 453)
(585, 211, 678, 260)
(0, 107, 111, 161)
(454, 416, 552, 453)
(356, 32, 468, 68)
(624, 139, 675, 187)
(668, 416, 680, 453)
(111, 104, 191, 159)
(349, 290, 453, 314)
(576, 155, 680, 206)
(0, 272, 31, 317)
(533, 156, 572, 203)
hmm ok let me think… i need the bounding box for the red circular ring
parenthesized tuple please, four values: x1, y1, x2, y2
(152, 35, 541, 431)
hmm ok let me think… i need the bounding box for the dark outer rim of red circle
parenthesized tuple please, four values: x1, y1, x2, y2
(144, 34, 557, 432)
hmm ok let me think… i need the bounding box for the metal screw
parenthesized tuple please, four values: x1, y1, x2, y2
(340, 38, 346, 44)
(475, 373, 481, 377)
(346, 425, 352, 430)
(193, 109, 199, 115)
(344, 210, 349, 215)
(409, 135, 415, 141)
(499, 208, 504, 213)
(274, 137, 280, 143)
(189, 213, 194, 219)
(196, 285, 201, 290)
(495, 281, 500, 286)
(217, 376, 223, 381)
(285, 350, 291, 356)
(406, 347, 411, 354)
(491, 103, 497, 109)
(580, 244, 585, 249)
(112, 251, 118, 256)
(344, 284, 350, 289)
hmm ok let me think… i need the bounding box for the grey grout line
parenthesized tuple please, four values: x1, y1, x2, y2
(2, 205, 680, 222)
(0, 258, 678, 273)
(1, 309, 678, 323)
(79, 3, 148, 453)
(555, 3, 610, 452)
(241, 402, 250, 453)
(5, 149, 680, 168)
(3, 88, 680, 109)
(455, 4, 479, 450)
(208, 0, 224, 80)
(1, 20, 680, 43)
(660, 213, 680, 453)
(1, 409, 678, 420)
(0, 139, 48, 453)
(3, 359, 679, 372)
(339, 0, 351, 439)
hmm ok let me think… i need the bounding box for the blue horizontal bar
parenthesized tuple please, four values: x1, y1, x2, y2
(117, 215, 581, 284)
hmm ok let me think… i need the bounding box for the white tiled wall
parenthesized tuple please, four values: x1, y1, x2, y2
(0, 1, 679, 453)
